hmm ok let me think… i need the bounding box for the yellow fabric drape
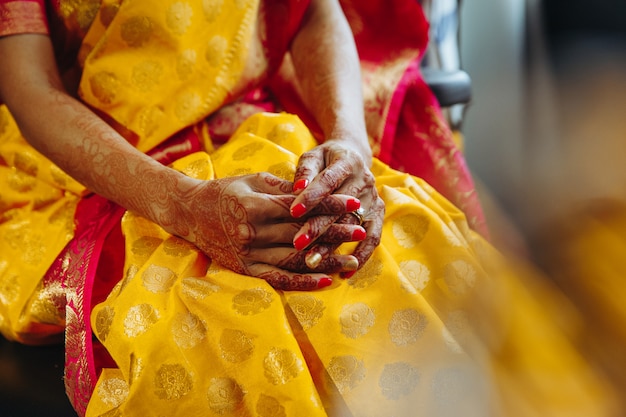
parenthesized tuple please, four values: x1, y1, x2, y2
(87, 113, 617, 417)
(0, 106, 83, 343)
(79, 0, 259, 152)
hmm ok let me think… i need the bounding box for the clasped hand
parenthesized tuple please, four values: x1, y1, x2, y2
(184, 141, 384, 291)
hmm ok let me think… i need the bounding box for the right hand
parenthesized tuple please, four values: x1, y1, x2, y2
(173, 173, 367, 290)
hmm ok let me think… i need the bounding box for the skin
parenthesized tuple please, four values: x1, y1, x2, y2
(0, 0, 384, 290)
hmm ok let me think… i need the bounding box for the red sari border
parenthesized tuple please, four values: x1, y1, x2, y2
(0, 0, 49, 37)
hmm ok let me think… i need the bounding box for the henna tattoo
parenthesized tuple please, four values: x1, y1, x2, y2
(258, 270, 317, 291)
(220, 194, 255, 256)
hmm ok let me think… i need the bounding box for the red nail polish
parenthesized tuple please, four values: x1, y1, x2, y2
(294, 233, 311, 251)
(291, 203, 307, 218)
(346, 198, 361, 212)
(317, 277, 333, 288)
(351, 228, 367, 241)
(340, 271, 356, 279)
(293, 179, 309, 192)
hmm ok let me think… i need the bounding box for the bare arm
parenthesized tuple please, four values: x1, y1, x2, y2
(287, 0, 384, 273)
(0, 34, 198, 234)
(290, 0, 371, 162)
(0, 33, 360, 289)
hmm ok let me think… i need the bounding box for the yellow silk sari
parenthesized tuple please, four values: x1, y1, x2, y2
(84, 113, 618, 416)
(0, 0, 621, 416)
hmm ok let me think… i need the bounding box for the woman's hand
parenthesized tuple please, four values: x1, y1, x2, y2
(177, 173, 369, 290)
(289, 139, 385, 276)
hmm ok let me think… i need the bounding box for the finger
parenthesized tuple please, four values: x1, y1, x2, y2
(291, 194, 361, 219)
(293, 214, 340, 251)
(252, 222, 302, 247)
(246, 246, 358, 274)
(247, 263, 333, 291)
(316, 224, 367, 244)
(340, 198, 385, 278)
(292, 148, 324, 195)
(290, 158, 355, 218)
(291, 196, 362, 250)
(304, 244, 359, 272)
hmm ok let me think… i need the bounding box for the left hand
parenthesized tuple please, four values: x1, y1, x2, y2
(289, 139, 385, 275)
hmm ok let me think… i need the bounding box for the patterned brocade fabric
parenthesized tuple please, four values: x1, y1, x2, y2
(85, 113, 616, 417)
(0, 0, 49, 37)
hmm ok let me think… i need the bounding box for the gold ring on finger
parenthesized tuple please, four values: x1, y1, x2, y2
(350, 207, 366, 226)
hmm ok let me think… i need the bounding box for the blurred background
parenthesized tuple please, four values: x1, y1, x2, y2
(459, 0, 626, 251)
(458, 0, 626, 407)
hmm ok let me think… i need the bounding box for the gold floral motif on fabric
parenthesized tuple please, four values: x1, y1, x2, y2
(388, 308, 428, 346)
(7, 170, 37, 193)
(263, 347, 303, 385)
(99, 1, 120, 27)
(442, 310, 470, 354)
(287, 294, 325, 330)
(4, 223, 45, 266)
(13, 151, 39, 177)
(201, 0, 224, 22)
(232, 141, 264, 161)
(162, 236, 195, 257)
(256, 394, 286, 417)
(268, 161, 296, 181)
(339, 302, 376, 339)
(181, 276, 220, 300)
(97, 377, 129, 407)
(232, 287, 273, 315)
(205, 35, 228, 68)
(398, 260, 430, 293)
(266, 123, 296, 147)
(120, 15, 154, 48)
(141, 264, 177, 293)
(176, 49, 198, 81)
(174, 90, 203, 124)
(326, 355, 366, 394)
(177, 157, 212, 180)
(171, 312, 207, 349)
(347, 258, 382, 289)
(206, 377, 245, 414)
(131, 60, 164, 92)
(0, 271, 19, 306)
(89, 72, 120, 105)
(219, 328, 255, 363)
(379, 362, 420, 400)
(29, 281, 66, 325)
(95, 306, 115, 342)
(166, 2, 194, 36)
(391, 213, 430, 248)
(123, 303, 159, 337)
(443, 260, 477, 295)
(50, 164, 71, 188)
(154, 363, 193, 400)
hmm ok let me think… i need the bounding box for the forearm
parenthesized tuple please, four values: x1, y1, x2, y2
(290, 0, 371, 161)
(0, 34, 199, 237)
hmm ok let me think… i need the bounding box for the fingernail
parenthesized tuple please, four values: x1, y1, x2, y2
(293, 179, 309, 192)
(346, 198, 361, 212)
(343, 257, 359, 271)
(351, 228, 367, 241)
(294, 233, 311, 251)
(340, 271, 356, 279)
(305, 252, 322, 269)
(291, 203, 307, 218)
(317, 277, 333, 288)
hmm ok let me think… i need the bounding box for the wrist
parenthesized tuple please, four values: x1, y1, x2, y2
(326, 124, 372, 164)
